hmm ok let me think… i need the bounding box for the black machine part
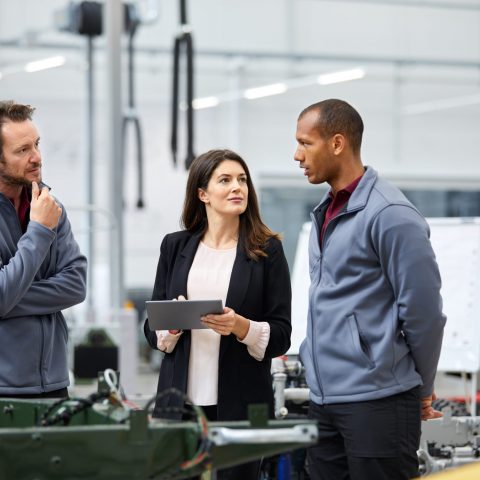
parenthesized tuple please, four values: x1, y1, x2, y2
(57, 1, 135, 36)
(122, 4, 145, 208)
(171, 0, 195, 170)
(57, 1, 146, 209)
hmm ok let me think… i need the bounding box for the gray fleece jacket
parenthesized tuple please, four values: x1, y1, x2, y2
(300, 167, 446, 405)
(0, 187, 86, 394)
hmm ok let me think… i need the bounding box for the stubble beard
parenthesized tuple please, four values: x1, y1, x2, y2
(0, 160, 40, 187)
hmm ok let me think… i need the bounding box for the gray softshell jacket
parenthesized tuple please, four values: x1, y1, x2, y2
(300, 167, 446, 405)
(0, 185, 86, 394)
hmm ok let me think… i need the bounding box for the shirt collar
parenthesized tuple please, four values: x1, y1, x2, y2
(7, 185, 30, 206)
(328, 173, 364, 200)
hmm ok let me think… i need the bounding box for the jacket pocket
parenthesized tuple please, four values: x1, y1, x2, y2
(347, 314, 375, 369)
(58, 312, 69, 342)
(300, 340, 322, 398)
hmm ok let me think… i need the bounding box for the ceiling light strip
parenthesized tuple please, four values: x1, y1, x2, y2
(24, 56, 66, 73)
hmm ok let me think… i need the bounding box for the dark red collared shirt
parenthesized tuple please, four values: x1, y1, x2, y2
(321, 175, 363, 243)
(8, 186, 30, 233)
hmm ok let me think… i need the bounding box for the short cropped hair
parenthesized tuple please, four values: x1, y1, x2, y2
(299, 99, 364, 154)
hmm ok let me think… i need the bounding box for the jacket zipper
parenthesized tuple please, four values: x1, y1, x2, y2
(311, 205, 365, 403)
(39, 318, 45, 391)
(2, 197, 45, 391)
(309, 214, 325, 403)
(321, 206, 362, 250)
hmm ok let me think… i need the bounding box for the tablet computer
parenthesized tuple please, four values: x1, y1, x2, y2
(146, 299, 223, 330)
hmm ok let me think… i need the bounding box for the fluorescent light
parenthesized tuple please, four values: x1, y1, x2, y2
(24, 56, 66, 73)
(244, 83, 288, 100)
(175, 67, 365, 110)
(192, 96, 220, 110)
(403, 94, 480, 115)
(317, 68, 365, 85)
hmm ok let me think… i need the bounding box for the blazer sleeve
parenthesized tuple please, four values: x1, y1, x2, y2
(144, 234, 170, 350)
(262, 238, 292, 359)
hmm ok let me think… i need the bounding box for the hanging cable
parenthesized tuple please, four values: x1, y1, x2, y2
(122, 3, 145, 208)
(170, 0, 195, 170)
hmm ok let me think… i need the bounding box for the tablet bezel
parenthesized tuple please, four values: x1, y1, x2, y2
(146, 299, 223, 330)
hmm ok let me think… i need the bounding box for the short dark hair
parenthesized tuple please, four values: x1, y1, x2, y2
(0, 101, 35, 160)
(182, 149, 280, 260)
(299, 99, 364, 153)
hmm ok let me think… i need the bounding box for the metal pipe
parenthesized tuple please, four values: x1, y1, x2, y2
(211, 425, 318, 446)
(2, 40, 480, 70)
(317, 0, 480, 11)
(85, 36, 95, 311)
(273, 372, 288, 418)
(284, 388, 310, 403)
(105, 0, 125, 309)
(392, 64, 403, 165)
(227, 57, 243, 151)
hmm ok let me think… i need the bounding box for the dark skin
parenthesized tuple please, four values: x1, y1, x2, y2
(294, 108, 442, 421)
(294, 109, 364, 195)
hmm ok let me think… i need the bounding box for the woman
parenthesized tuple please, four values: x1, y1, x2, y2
(144, 149, 291, 477)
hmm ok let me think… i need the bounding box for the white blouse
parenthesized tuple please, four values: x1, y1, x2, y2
(156, 241, 270, 406)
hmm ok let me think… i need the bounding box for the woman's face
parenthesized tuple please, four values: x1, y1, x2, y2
(198, 159, 248, 219)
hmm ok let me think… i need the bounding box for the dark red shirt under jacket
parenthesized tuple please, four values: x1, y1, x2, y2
(8, 186, 30, 233)
(321, 175, 363, 243)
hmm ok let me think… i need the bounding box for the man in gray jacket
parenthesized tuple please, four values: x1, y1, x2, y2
(294, 99, 446, 480)
(0, 100, 87, 398)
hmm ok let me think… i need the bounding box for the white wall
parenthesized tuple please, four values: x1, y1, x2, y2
(0, 0, 479, 303)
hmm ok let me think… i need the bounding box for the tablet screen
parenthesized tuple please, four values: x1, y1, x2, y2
(146, 299, 223, 330)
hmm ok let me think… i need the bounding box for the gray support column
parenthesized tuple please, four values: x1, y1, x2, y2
(105, 0, 124, 309)
(85, 36, 94, 311)
(228, 57, 243, 151)
(393, 64, 403, 165)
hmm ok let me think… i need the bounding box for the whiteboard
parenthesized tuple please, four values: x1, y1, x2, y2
(429, 218, 480, 373)
(290, 218, 480, 373)
(289, 222, 312, 355)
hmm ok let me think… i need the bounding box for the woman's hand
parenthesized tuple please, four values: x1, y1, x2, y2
(201, 307, 250, 339)
(169, 295, 186, 334)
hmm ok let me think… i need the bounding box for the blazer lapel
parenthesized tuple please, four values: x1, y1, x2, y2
(168, 233, 201, 389)
(220, 243, 253, 359)
(169, 232, 202, 299)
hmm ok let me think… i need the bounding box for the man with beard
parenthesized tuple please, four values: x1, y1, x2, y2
(0, 100, 86, 398)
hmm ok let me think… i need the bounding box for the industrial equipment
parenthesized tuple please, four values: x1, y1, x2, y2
(419, 407, 480, 475)
(0, 369, 318, 479)
(272, 355, 480, 477)
(272, 355, 310, 419)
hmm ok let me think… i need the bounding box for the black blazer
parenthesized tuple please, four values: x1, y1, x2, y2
(144, 230, 292, 421)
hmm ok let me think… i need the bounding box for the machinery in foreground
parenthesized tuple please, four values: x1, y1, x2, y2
(272, 356, 480, 477)
(418, 407, 480, 475)
(0, 370, 318, 480)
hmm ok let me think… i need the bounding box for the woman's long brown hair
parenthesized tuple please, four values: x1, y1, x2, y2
(181, 149, 280, 261)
